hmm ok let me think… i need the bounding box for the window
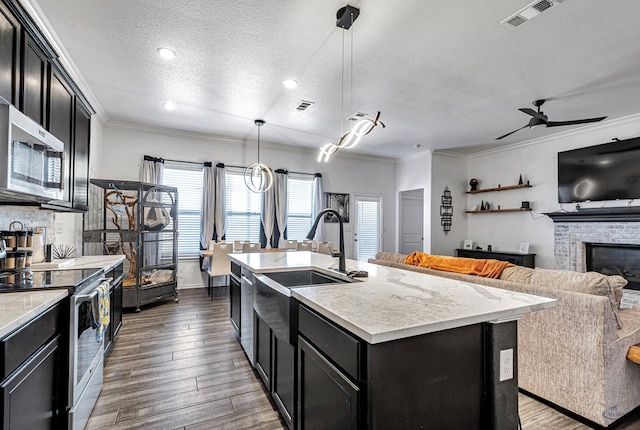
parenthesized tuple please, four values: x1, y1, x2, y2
(225, 168, 262, 243)
(162, 162, 203, 258)
(286, 175, 315, 241)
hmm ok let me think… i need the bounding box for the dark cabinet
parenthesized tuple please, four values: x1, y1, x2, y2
(47, 65, 74, 202)
(1, 335, 62, 430)
(298, 336, 360, 430)
(1, 301, 67, 430)
(456, 248, 535, 268)
(254, 313, 272, 390)
(273, 335, 295, 428)
(230, 274, 241, 334)
(0, 2, 20, 106)
(72, 100, 91, 210)
(20, 31, 48, 127)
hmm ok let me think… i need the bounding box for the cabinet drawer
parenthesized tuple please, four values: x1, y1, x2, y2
(0, 302, 63, 380)
(298, 305, 361, 381)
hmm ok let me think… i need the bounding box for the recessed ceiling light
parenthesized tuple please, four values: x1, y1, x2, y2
(163, 102, 176, 111)
(157, 47, 176, 59)
(283, 79, 298, 89)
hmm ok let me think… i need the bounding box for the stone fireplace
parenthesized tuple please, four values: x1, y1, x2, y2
(548, 209, 640, 290)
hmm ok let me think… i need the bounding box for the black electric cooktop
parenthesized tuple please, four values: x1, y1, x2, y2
(0, 268, 104, 294)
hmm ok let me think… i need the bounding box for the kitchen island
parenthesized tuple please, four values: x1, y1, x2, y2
(229, 251, 556, 429)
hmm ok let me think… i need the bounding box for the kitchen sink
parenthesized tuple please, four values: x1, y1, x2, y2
(263, 270, 347, 288)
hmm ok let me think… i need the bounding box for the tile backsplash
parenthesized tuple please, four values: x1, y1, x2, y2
(0, 206, 82, 252)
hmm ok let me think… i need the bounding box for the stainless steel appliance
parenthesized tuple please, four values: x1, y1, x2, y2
(240, 271, 255, 365)
(0, 268, 109, 430)
(69, 272, 110, 430)
(0, 104, 65, 201)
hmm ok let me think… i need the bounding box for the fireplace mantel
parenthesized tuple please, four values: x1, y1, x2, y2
(545, 207, 640, 223)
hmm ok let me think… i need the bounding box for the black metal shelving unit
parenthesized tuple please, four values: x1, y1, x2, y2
(83, 179, 179, 311)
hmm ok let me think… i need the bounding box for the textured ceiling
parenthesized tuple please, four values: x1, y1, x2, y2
(30, 0, 640, 158)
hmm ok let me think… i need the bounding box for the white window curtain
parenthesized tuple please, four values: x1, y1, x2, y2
(313, 174, 324, 242)
(140, 156, 164, 185)
(215, 164, 226, 240)
(275, 170, 288, 248)
(261, 181, 276, 248)
(139, 156, 164, 267)
(200, 163, 215, 270)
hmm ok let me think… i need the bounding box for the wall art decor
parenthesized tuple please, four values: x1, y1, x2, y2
(324, 192, 350, 222)
(440, 186, 453, 235)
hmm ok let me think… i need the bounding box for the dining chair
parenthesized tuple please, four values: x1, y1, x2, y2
(242, 242, 261, 253)
(285, 240, 298, 249)
(296, 242, 313, 251)
(234, 240, 249, 252)
(317, 242, 333, 255)
(303, 239, 317, 249)
(208, 242, 233, 299)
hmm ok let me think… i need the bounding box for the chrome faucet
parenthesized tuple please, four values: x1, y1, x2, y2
(306, 208, 346, 273)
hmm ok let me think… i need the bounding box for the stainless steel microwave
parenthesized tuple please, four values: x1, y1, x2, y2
(0, 104, 65, 201)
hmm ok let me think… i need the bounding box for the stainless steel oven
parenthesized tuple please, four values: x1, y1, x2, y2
(69, 275, 111, 430)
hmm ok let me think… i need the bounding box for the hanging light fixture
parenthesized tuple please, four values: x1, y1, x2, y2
(245, 119, 273, 193)
(318, 5, 385, 163)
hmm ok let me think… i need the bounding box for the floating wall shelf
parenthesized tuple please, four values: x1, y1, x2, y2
(466, 184, 532, 194)
(466, 208, 532, 214)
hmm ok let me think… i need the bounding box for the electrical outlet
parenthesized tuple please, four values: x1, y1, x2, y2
(499, 348, 513, 382)
(55, 221, 64, 234)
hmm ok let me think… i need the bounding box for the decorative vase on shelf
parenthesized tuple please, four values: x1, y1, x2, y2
(469, 178, 479, 191)
(518, 174, 523, 185)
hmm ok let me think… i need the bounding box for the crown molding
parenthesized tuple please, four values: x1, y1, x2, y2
(19, 0, 108, 123)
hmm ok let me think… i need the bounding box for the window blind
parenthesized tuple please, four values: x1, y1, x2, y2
(356, 199, 380, 261)
(162, 163, 203, 258)
(286, 176, 315, 241)
(225, 169, 262, 243)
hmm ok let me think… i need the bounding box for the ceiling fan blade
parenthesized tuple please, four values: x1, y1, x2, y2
(546, 116, 607, 127)
(496, 125, 528, 140)
(518, 108, 546, 120)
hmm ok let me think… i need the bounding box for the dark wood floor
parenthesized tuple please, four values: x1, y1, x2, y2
(88, 288, 640, 430)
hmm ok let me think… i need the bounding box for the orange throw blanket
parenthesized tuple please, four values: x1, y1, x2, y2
(404, 251, 513, 279)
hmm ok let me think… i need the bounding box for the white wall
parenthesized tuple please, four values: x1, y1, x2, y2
(395, 152, 433, 253)
(99, 123, 396, 288)
(430, 152, 468, 256)
(466, 115, 640, 268)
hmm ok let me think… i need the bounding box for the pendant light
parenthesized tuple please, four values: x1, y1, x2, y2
(318, 5, 385, 163)
(245, 119, 273, 193)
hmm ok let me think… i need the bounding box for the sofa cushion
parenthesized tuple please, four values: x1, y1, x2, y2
(374, 252, 408, 264)
(529, 268, 627, 328)
(499, 266, 535, 284)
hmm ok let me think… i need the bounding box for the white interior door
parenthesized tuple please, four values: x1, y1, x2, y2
(354, 195, 382, 261)
(400, 189, 424, 254)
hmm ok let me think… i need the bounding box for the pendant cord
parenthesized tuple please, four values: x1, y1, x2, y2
(341, 29, 345, 137)
(257, 123, 260, 164)
(350, 13, 354, 133)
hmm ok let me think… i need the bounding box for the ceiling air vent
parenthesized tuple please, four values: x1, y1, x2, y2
(501, 0, 563, 29)
(295, 100, 315, 112)
(347, 112, 368, 121)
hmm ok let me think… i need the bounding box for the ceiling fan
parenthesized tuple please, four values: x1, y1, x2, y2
(496, 99, 607, 140)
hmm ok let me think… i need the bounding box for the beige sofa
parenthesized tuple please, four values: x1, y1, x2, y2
(369, 252, 640, 427)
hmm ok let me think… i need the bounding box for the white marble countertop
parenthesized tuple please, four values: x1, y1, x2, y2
(0, 290, 68, 339)
(31, 255, 126, 273)
(230, 251, 556, 344)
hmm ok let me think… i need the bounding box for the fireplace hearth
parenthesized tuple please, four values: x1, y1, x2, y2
(586, 243, 640, 290)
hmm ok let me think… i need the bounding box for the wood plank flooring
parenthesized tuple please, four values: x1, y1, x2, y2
(87, 288, 640, 430)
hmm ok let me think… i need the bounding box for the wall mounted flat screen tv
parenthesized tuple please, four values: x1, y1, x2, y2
(558, 137, 640, 203)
